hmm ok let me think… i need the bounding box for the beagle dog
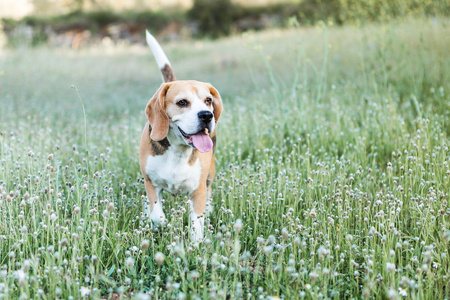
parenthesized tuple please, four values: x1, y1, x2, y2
(139, 31, 223, 242)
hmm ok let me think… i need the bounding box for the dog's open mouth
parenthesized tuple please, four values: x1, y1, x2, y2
(178, 127, 213, 153)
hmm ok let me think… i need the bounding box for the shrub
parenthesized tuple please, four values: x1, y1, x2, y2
(188, 0, 236, 38)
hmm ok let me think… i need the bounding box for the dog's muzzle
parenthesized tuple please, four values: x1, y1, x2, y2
(178, 126, 213, 153)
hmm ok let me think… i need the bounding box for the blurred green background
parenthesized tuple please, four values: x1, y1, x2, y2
(1, 0, 449, 48)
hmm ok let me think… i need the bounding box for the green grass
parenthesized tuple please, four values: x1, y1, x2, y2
(0, 17, 449, 299)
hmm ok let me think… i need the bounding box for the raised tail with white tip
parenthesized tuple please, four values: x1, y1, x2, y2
(145, 30, 176, 83)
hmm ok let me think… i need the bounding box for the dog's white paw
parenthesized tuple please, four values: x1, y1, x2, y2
(149, 200, 166, 227)
(190, 212, 204, 242)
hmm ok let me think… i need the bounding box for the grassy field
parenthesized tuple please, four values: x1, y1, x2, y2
(0, 18, 449, 299)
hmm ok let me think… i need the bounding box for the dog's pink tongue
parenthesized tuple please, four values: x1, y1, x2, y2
(191, 132, 213, 153)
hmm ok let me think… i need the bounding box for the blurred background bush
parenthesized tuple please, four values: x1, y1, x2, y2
(1, 0, 449, 48)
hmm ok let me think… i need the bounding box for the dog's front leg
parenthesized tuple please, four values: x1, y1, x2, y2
(144, 178, 166, 226)
(189, 183, 207, 242)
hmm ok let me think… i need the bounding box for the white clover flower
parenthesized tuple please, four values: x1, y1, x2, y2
(386, 262, 395, 272)
(317, 245, 328, 259)
(309, 271, 318, 282)
(80, 286, 91, 297)
(107, 203, 115, 211)
(22, 260, 31, 271)
(125, 257, 134, 267)
(141, 240, 150, 250)
(263, 246, 273, 255)
(387, 287, 397, 299)
(443, 230, 450, 242)
(233, 219, 243, 233)
(136, 292, 150, 300)
(154, 252, 165, 265)
(188, 270, 200, 280)
(14, 269, 27, 287)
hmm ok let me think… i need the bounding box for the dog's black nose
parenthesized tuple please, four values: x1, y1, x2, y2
(198, 110, 213, 124)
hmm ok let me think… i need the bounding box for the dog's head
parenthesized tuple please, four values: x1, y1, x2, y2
(145, 80, 223, 153)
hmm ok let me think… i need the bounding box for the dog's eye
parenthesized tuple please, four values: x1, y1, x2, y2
(176, 99, 189, 107)
(205, 97, 212, 105)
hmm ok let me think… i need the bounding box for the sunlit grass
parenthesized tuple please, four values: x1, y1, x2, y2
(0, 18, 449, 299)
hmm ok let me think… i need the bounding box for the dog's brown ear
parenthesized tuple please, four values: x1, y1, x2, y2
(146, 83, 171, 141)
(208, 85, 223, 123)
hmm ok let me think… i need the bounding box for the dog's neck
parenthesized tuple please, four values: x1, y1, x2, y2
(166, 125, 195, 155)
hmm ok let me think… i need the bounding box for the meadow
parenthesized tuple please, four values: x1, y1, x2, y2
(0, 17, 449, 299)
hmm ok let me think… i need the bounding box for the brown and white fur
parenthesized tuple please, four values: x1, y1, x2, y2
(139, 31, 223, 242)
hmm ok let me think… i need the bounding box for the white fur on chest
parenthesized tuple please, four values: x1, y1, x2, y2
(145, 148, 201, 194)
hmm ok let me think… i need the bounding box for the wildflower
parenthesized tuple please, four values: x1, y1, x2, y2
(281, 228, 289, 240)
(387, 287, 397, 299)
(55, 287, 62, 297)
(21, 226, 28, 234)
(305, 283, 311, 290)
(309, 271, 318, 282)
(386, 262, 395, 272)
(398, 287, 407, 297)
(188, 270, 200, 280)
(23, 260, 31, 271)
(136, 293, 150, 300)
(421, 264, 428, 272)
(263, 246, 273, 255)
(50, 213, 57, 221)
(443, 230, 450, 242)
(141, 240, 150, 250)
(107, 203, 114, 211)
(154, 252, 165, 265)
(80, 286, 90, 297)
(125, 257, 134, 267)
(317, 245, 328, 259)
(362, 287, 370, 298)
(233, 219, 243, 233)
(14, 269, 27, 286)
(173, 244, 185, 257)
(267, 235, 276, 245)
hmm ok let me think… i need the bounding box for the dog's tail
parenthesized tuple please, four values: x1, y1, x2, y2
(146, 30, 176, 83)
